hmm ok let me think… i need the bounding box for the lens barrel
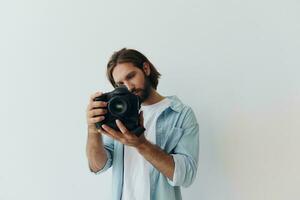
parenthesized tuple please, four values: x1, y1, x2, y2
(108, 97, 128, 116)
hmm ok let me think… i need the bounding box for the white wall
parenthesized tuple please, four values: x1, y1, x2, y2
(0, 1, 299, 200)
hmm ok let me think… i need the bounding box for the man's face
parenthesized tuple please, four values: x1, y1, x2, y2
(112, 62, 152, 102)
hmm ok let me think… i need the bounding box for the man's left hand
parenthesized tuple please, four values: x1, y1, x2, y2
(101, 119, 147, 148)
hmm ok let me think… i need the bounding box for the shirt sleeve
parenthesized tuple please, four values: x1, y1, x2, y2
(167, 107, 199, 187)
(89, 134, 114, 174)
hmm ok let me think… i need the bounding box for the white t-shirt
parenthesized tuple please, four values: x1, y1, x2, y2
(121, 98, 170, 200)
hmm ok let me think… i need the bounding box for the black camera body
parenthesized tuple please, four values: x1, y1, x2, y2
(93, 86, 145, 136)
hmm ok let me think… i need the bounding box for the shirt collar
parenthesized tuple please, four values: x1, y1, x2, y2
(165, 95, 184, 113)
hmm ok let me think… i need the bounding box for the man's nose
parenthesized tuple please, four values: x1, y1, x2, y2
(123, 81, 134, 92)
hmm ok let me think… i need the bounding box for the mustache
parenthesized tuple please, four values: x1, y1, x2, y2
(131, 88, 143, 93)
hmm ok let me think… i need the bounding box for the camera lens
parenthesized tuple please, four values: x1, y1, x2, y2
(108, 97, 128, 116)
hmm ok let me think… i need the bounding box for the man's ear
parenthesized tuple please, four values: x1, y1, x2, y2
(142, 62, 151, 76)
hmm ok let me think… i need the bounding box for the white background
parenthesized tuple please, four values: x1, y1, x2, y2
(0, 1, 299, 200)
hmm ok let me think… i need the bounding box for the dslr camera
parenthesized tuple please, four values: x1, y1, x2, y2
(93, 86, 145, 136)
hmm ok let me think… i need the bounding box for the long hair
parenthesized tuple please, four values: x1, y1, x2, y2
(106, 48, 161, 89)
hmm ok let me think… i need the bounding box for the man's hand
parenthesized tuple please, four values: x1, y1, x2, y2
(99, 112, 175, 180)
(100, 119, 147, 148)
(86, 91, 107, 133)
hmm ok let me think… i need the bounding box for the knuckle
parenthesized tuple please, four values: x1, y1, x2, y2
(93, 101, 100, 107)
(96, 101, 106, 107)
(97, 110, 103, 116)
(88, 110, 93, 117)
(89, 117, 96, 123)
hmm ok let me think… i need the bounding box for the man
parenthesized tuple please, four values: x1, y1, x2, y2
(86, 48, 199, 200)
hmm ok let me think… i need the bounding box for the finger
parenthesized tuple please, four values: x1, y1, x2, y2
(87, 101, 106, 111)
(89, 91, 102, 103)
(97, 127, 105, 134)
(115, 119, 129, 134)
(97, 127, 109, 135)
(88, 108, 107, 117)
(101, 124, 121, 140)
(92, 101, 108, 108)
(101, 130, 116, 140)
(97, 128, 112, 137)
(101, 131, 126, 144)
(88, 116, 105, 124)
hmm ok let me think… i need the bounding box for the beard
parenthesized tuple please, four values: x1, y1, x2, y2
(131, 76, 152, 103)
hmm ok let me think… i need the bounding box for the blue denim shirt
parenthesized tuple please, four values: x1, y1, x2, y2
(90, 96, 199, 200)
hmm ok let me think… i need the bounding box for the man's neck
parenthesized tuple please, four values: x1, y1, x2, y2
(142, 88, 165, 106)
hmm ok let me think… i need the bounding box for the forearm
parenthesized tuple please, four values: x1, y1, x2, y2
(136, 139, 175, 180)
(86, 128, 108, 172)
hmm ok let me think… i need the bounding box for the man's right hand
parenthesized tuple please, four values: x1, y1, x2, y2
(86, 91, 108, 133)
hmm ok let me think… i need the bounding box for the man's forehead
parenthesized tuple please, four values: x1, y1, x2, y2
(112, 63, 138, 82)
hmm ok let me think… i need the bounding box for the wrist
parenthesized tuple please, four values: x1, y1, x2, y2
(88, 125, 100, 134)
(136, 138, 150, 153)
(88, 129, 102, 141)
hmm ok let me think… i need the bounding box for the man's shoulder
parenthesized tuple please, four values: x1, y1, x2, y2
(165, 95, 197, 127)
(165, 95, 192, 113)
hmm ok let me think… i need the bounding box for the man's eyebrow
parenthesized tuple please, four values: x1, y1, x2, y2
(116, 71, 136, 85)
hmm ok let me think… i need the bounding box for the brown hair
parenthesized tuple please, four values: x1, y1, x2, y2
(106, 48, 161, 89)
